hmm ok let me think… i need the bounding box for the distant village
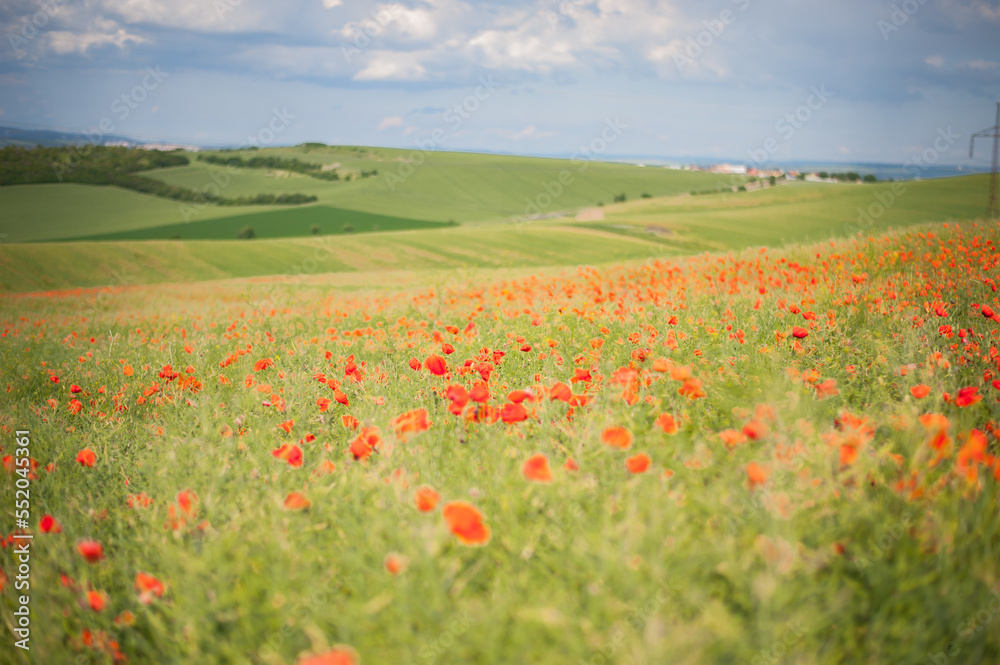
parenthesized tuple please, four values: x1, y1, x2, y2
(652, 161, 878, 184)
(105, 140, 876, 184)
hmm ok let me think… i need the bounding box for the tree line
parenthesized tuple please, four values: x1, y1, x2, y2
(0, 145, 317, 206)
(198, 152, 378, 181)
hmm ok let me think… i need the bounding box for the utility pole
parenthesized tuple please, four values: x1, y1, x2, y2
(970, 102, 1000, 220)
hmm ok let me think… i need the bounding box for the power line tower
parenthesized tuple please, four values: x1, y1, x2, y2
(970, 102, 1000, 220)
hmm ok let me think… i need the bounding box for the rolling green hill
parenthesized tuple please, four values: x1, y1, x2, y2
(148, 146, 740, 224)
(0, 143, 993, 294)
(0, 174, 992, 294)
(0, 225, 660, 293)
(61, 205, 448, 241)
(0, 146, 738, 243)
(584, 174, 993, 254)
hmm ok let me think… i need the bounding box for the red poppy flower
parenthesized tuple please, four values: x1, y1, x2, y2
(446, 384, 470, 414)
(602, 426, 633, 450)
(415, 486, 440, 512)
(500, 403, 529, 424)
(390, 408, 432, 440)
(815, 379, 839, 399)
(333, 388, 349, 406)
(746, 462, 769, 489)
(522, 454, 553, 483)
(77, 539, 104, 563)
(86, 590, 108, 612)
(425, 355, 447, 376)
(70, 384, 83, 393)
(549, 382, 572, 403)
(625, 453, 651, 474)
(316, 397, 332, 412)
(442, 501, 491, 546)
(350, 427, 381, 461)
(176, 489, 197, 516)
(791, 327, 809, 339)
(271, 443, 304, 468)
(678, 378, 706, 400)
(76, 448, 97, 467)
(296, 647, 359, 665)
(655, 413, 678, 435)
(253, 358, 274, 372)
(135, 572, 165, 604)
(955, 386, 981, 408)
(314, 460, 337, 476)
(469, 383, 491, 403)
(507, 389, 533, 403)
(283, 492, 311, 510)
(384, 552, 408, 575)
(910, 384, 930, 399)
(40, 515, 62, 533)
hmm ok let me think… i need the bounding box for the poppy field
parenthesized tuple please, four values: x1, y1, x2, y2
(2, 219, 1000, 664)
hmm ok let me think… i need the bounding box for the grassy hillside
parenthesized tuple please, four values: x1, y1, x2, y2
(585, 175, 993, 254)
(1, 174, 993, 293)
(63, 206, 447, 241)
(0, 183, 290, 243)
(2, 221, 999, 664)
(0, 225, 660, 293)
(145, 146, 739, 224)
(0, 146, 738, 242)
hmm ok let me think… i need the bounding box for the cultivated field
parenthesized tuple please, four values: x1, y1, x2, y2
(1, 147, 998, 665)
(2, 218, 999, 664)
(0, 146, 738, 243)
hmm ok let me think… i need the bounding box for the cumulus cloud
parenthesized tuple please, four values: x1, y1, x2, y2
(354, 51, 428, 80)
(3, 0, 997, 110)
(377, 115, 403, 129)
(46, 27, 144, 54)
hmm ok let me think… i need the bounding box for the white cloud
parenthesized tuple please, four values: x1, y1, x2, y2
(354, 52, 428, 80)
(322, 0, 343, 7)
(388, 5, 437, 40)
(98, 0, 272, 33)
(377, 116, 403, 130)
(47, 28, 143, 55)
(925, 55, 943, 67)
(963, 59, 999, 69)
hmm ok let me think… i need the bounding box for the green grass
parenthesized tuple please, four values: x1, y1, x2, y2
(0, 183, 286, 242)
(585, 175, 993, 254)
(0, 225, 660, 293)
(1, 220, 998, 664)
(0, 147, 739, 243)
(61, 205, 448, 241)
(1, 174, 993, 294)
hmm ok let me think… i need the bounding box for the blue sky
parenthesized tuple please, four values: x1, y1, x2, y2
(1, 0, 998, 164)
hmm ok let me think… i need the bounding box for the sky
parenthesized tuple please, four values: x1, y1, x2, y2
(1, 0, 999, 165)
